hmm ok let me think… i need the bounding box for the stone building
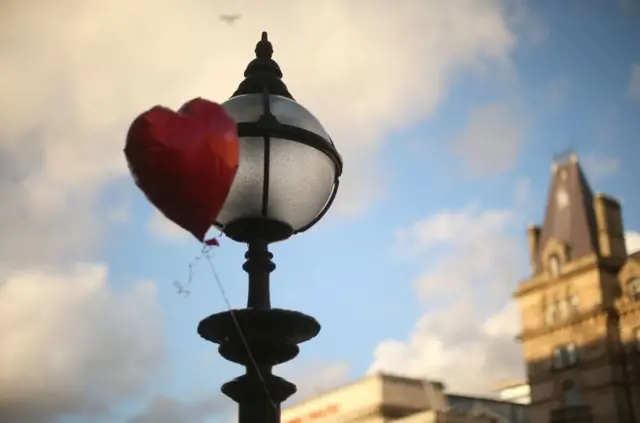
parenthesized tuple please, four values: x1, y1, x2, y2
(281, 373, 528, 423)
(514, 154, 640, 423)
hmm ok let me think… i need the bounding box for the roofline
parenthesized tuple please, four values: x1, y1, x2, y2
(594, 192, 622, 205)
(446, 393, 529, 407)
(490, 379, 529, 391)
(283, 373, 445, 412)
(283, 373, 374, 410)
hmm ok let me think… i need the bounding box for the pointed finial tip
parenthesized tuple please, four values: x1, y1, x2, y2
(255, 31, 273, 59)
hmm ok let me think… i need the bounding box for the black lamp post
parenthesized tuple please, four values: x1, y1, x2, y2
(197, 32, 343, 423)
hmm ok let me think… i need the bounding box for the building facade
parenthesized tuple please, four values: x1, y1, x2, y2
(514, 154, 640, 423)
(281, 373, 528, 423)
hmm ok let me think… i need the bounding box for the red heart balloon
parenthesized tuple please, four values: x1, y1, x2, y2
(125, 98, 239, 242)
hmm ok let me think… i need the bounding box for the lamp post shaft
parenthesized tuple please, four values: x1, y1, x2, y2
(244, 241, 275, 310)
(238, 366, 281, 423)
(239, 399, 279, 423)
(198, 244, 320, 423)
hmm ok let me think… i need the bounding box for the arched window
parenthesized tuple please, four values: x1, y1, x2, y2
(549, 254, 561, 277)
(545, 301, 560, 325)
(629, 278, 640, 302)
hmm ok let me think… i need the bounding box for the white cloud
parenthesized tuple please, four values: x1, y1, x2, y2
(148, 210, 190, 242)
(369, 299, 524, 396)
(0, 264, 165, 423)
(626, 231, 640, 255)
(0, 148, 102, 270)
(1, 0, 516, 228)
(581, 153, 620, 181)
(403, 207, 527, 300)
(108, 203, 131, 223)
(374, 207, 528, 395)
(629, 63, 640, 100)
(453, 102, 525, 176)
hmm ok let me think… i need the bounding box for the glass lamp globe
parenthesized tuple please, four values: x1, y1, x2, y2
(215, 93, 341, 243)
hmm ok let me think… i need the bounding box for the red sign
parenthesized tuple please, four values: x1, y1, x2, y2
(285, 404, 340, 423)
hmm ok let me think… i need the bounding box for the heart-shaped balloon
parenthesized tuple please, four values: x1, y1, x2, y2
(125, 98, 239, 242)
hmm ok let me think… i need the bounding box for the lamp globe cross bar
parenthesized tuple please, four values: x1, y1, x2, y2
(197, 32, 343, 423)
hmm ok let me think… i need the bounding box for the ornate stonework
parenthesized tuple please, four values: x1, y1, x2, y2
(514, 156, 640, 423)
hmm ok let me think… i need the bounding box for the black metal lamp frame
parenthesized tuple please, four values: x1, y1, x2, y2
(198, 32, 343, 423)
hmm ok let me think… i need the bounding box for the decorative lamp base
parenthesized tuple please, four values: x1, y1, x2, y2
(198, 240, 320, 423)
(198, 309, 320, 423)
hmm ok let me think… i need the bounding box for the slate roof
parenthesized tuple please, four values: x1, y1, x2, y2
(534, 155, 600, 274)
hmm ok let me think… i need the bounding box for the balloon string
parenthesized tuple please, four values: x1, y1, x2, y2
(172, 226, 277, 411)
(202, 251, 277, 411)
(173, 228, 224, 296)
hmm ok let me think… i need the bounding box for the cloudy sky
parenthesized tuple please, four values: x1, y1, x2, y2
(1, 0, 640, 422)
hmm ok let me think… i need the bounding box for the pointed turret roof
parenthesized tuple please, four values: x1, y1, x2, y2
(535, 153, 599, 273)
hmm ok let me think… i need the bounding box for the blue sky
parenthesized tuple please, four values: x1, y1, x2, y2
(1, 1, 639, 423)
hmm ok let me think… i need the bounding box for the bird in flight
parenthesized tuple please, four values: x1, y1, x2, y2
(219, 14, 242, 24)
(173, 280, 191, 297)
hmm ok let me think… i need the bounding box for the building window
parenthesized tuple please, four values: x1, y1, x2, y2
(558, 300, 569, 319)
(552, 347, 564, 368)
(568, 296, 579, 314)
(553, 344, 578, 369)
(634, 328, 640, 351)
(545, 297, 579, 326)
(562, 380, 582, 406)
(566, 344, 578, 365)
(549, 254, 561, 277)
(629, 278, 640, 302)
(546, 302, 560, 325)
